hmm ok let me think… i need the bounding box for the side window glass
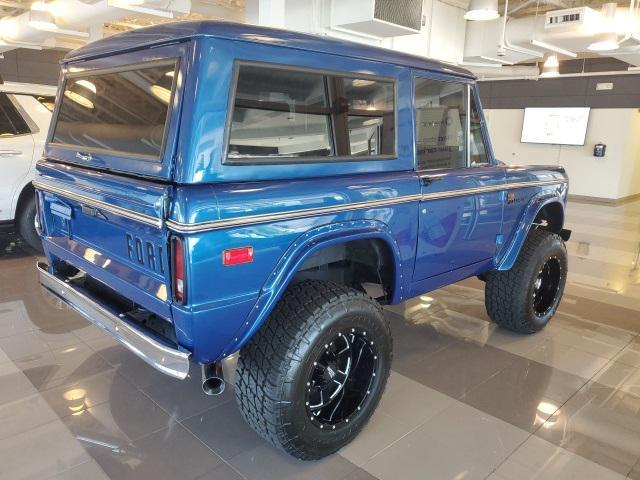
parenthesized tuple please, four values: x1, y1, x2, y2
(229, 66, 333, 159)
(227, 64, 396, 162)
(0, 94, 31, 136)
(338, 77, 395, 156)
(414, 78, 467, 170)
(0, 93, 31, 137)
(0, 94, 16, 137)
(470, 90, 489, 166)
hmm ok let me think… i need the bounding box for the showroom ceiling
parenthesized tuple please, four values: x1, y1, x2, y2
(0, 0, 638, 77)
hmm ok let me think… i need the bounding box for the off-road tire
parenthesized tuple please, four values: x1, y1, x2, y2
(485, 229, 567, 334)
(235, 280, 392, 460)
(17, 195, 43, 253)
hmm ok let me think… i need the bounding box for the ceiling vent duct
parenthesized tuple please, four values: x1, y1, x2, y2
(544, 7, 598, 29)
(331, 0, 423, 37)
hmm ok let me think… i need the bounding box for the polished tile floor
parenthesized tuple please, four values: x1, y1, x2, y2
(1, 198, 639, 480)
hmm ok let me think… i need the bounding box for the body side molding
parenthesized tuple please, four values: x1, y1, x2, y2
(168, 179, 567, 234)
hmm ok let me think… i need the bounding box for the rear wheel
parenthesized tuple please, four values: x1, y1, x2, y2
(17, 195, 43, 253)
(485, 229, 567, 333)
(235, 280, 392, 460)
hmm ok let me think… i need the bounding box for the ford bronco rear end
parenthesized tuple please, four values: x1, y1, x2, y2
(35, 21, 569, 460)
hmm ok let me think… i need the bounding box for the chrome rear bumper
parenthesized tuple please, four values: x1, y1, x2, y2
(37, 262, 190, 379)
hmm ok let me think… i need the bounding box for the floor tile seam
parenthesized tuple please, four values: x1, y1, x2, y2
(627, 456, 640, 478)
(0, 325, 39, 340)
(173, 399, 268, 480)
(5, 337, 88, 365)
(556, 310, 640, 337)
(137, 384, 233, 423)
(0, 385, 114, 428)
(40, 457, 96, 480)
(175, 421, 250, 480)
(482, 427, 537, 480)
(358, 421, 427, 464)
(0, 410, 99, 474)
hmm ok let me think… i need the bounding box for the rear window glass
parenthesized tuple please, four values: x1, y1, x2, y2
(50, 61, 177, 160)
(227, 63, 395, 162)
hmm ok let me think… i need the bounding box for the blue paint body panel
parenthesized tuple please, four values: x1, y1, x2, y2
(34, 21, 569, 367)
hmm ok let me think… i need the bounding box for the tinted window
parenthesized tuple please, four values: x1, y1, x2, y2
(51, 61, 177, 160)
(340, 77, 394, 156)
(229, 66, 332, 158)
(414, 78, 467, 170)
(470, 90, 488, 166)
(227, 64, 395, 162)
(0, 93, 31, 137)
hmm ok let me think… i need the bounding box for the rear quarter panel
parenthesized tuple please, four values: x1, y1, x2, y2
(170, 172, 420, 362)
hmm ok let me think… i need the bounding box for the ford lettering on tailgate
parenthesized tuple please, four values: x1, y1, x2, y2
(126, 234, 164, 274)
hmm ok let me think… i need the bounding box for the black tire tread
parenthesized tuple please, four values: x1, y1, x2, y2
(235, 279, 389, 460)
(485, 229, 566, 334)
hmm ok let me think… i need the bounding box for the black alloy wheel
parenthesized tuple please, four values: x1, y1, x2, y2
(306, 328, 378, 429)
(532, 256, 562, 317)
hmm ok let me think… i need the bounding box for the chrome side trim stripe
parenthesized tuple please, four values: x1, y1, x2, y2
(420, 179, 566, 201)
(167, 194, 424, 233)
(167, 179, 566, 234)
(33, 180, 163, 229)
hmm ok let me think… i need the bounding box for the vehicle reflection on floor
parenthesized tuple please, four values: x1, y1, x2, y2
(0, 199, 639, 480)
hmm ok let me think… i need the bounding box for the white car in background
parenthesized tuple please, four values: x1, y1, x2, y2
(0, 81, 56, 251)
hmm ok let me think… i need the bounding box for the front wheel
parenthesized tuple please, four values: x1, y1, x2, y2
(485, 229, 567, 334)
(235, 280, 392, 460)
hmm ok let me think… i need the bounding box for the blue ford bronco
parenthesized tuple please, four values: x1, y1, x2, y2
(34, 21, 570, 460)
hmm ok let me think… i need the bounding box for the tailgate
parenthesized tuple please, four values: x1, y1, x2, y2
(35, 160, 173, 320)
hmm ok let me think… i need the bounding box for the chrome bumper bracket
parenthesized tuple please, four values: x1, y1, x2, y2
(37, 262, 190, 379)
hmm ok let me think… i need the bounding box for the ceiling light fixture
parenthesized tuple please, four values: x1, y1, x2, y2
(464, 0, 500, 21)
(539, 54, 560, 78)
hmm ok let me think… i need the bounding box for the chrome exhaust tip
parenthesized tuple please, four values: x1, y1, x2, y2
(201, 362, 225, 395)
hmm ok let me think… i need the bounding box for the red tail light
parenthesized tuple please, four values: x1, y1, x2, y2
(171, 236, 186, 304)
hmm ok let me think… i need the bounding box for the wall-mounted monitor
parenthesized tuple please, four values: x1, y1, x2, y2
(521, 107, 590, 146)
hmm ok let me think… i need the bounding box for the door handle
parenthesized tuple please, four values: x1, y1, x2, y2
(0, 149, 22, 157)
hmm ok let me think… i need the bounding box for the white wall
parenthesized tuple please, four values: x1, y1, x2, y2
(484, 108, 640, 200)
(280, 0, 466, 64)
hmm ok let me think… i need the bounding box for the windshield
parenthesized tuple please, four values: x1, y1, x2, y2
(50, 60, 177, 161)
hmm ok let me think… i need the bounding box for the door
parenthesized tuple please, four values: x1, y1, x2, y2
(412, 77, 504, 281)
(0, 93, 35, 221)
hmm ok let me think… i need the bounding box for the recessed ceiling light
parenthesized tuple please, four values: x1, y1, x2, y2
(464, 0, 500, 21)
(539, 54, 560, 78)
